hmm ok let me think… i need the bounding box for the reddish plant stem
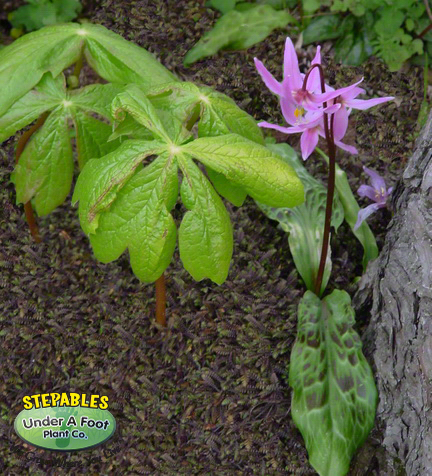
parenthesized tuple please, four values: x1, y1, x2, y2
(302, 63, 336, 296)
(15, 113, 49, 243)
(155, 273, 167, 327)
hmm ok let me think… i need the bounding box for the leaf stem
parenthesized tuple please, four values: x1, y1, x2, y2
(15, 113, 49, 243)
(302, 63, 336, 296)
(155, 273, 167, 327)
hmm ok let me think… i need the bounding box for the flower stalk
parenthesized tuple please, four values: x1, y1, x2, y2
(302, 64, 336, 296)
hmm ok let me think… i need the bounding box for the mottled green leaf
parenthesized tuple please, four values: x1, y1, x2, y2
(178, 154, 233, 284)
(181, 134, 304, 208)
(317, 148, 378, 271)
(184, 5, 293, 66)
(72, 139, 166, 234)
(87, 153, 178, 283)
(12, 108, 73, 215)
(289, 290, 378, 476)
(302, 15, 342, 45)
(256, 143, 344, 295)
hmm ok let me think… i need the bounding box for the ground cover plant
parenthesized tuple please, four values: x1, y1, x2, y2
(0, 21, 303, 325)
(0, 1, 426, 474)
(189, 0, 432, 72)
(253, 37, 393, 475)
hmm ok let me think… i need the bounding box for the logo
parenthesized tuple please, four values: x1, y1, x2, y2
(14, 393, 116, 451)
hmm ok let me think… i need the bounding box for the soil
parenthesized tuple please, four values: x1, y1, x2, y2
(0, 1, 426, 475)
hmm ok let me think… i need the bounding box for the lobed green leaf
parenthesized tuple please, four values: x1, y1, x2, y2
(0, 22, 176, 117)
(71, 109, 121, 169)
(181, 134, 304, 208)
(87, 153, 178, 283)
(178, 154, 233, 284)
(12, 108, 73, 215)
(72, 139, 166, 234)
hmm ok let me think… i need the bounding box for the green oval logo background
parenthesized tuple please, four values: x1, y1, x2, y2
(14, 406, 116, 451)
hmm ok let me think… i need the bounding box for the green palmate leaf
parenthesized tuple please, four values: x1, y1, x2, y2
(71, 110, 119, 169)
(12, 109, 73, 215)
(111, 84, 191, 145)
(178, 154, 233, 284)
(0, 23, 83, 116)
(373, 29, 423, 71)
(147, 82, 201, 125)
(81, 23, 176, 87)
(206, 168, 247, 207)
(145, 82, 264, 144)
(0, 22, 175, 117)
(316, 148, 378, 271)
(289, 290, 378, 476)
(85, 153, 178, 283)
(183, 5, 293, 66)
(72, 139, 165, 234)
(256, 143, 344, 295)
(68, 83, 122, 119)
(109, 113, 155, 141)
(4, 72, 122, 212)
(197, 86, 264, 144)
(0, 72, 65, 142)
(144, 82, 263, 205)
(181, 134, 304, 208)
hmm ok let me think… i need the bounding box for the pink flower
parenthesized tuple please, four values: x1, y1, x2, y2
(254, 37, 363, 114)
(254, 36, 394, 160)
(354, 167, 393, 230)
(258, 104, 340, 160)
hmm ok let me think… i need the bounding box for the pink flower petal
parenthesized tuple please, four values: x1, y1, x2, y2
(254, 58, 283, 96)
(354, 203, 381, 231)
(280, 96, 297, 125)
(300, 128, 319, 160)
(312, 78, 364, 104)
(363, 166, 386, 192)
(283, 37, 302, 91)
(334, 139, 358, 155)
(346, 96, 394, 110)
(357, 184, 378, 202)
(341, 86, 365, 101)
(258, 121, 302, 134)
(306, 46, 322, 93)
(333, 106, 349, 141)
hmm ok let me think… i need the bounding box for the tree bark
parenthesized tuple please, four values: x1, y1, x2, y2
(350, 111, 432, 476)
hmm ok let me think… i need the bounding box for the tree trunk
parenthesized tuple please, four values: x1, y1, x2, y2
(350, 111, 432, 476)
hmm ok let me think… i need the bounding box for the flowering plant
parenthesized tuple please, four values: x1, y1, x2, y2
(254, 38, 394, 476)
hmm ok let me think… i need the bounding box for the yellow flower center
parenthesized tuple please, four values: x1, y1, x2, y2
(294, 106, 305, 119)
